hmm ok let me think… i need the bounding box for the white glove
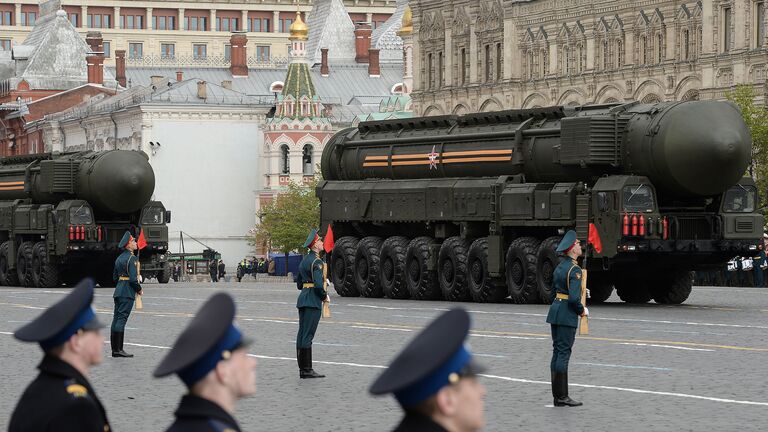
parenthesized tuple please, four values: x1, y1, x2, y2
(586, 288, 591, 299)
(582, 307, 589, 317)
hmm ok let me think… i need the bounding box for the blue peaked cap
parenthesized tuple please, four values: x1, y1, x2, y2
(303, 229, 319, 248)
(556, 230, 578, 252)
(118, 231, 133, 248)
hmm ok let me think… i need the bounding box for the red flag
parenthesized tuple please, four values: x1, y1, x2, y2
(137, 228, 148, 250)
(588, 223, 602, 254)
(323, 225, 335, 253)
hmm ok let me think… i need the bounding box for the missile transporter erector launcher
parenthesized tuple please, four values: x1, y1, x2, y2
(318, 101, 764, 305)
(0, 150, 171, 288)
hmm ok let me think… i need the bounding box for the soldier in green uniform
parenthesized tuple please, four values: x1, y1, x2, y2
(110, 231, 142, 358)
(546, 230, 588, 407)
(295, 228, 329, 378)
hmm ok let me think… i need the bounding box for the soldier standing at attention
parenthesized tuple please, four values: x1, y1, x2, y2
(295, 228, 329, 378)
(154, 292, 256, 431)
(111, 231, 142, 358)
(369, 308, 487, 432)
(9, 279, 112, 431)
(546, 230, 588, 407)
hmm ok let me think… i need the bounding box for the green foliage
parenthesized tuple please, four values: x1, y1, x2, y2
(725, 85, 768, 210)
(250, 178, 320, 254)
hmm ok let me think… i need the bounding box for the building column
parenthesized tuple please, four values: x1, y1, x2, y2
(273, 11, 279, 33)
(444, 26, 453, 85)
(701, 0, 714, 54)
(211, 9, 217, 31)
(586, 27, 595, 71)
(179, 8, 185, 30)
(15, 4, 21, 27)
(549, 39, 558, 76)
(147, 8, 153, 30)
(366, 12, 373, 23)
(504, 19, 517, 79)
(114, 7, 121, 29)
(624, 27, 634, 66)
(82, 5, 88, 29)
(241, 10, 248, 31)
(469, 23, 478, 83)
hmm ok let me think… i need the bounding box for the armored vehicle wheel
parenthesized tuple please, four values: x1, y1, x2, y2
(615, 277, 651, 303)
(535, 236, 562, 303)
(506, 237, 540, 304)
(587, 271, 614, 304)
(467, 238, 507, 303)
(31, 242, 59, 288)
(0, 241, 18, 286)
(355, 236, 384, 298)
(158, 262, 171, 284)
(380, 236, 410, 299)
(652, 271, 693, 304)
(438, 237, 471, 302)
(16, 242, 34, 287)
(405, 237, 441, 300)
(331, 236, 359, 297)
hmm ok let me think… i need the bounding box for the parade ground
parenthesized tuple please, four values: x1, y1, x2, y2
(1, 281, 766, 431)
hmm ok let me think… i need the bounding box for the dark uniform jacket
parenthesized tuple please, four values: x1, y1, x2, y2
(546, 259, 585, 328)
(296, 252, 327, 309)
(165, 395, 241, 432)
(9, 355, 111, 432)
(113, 250, 141, 299)
(393, 412, 449, 432)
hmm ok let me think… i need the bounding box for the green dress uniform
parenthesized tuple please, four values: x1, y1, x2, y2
(295, 229, 327, 378)
(545, 230, 584, 407)
(110, 231, 141, 358)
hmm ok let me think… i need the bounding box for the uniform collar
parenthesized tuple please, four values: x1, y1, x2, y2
(174, 394, 241, 431)
(569, 258, 578, 265)
(39, 355, 97, 398)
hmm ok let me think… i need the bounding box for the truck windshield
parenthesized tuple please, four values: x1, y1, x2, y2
(69, 205, 93, 225)
(722, 185, 756, 213)
(141, 206, 165, 224)
(622, 185, 654, 212)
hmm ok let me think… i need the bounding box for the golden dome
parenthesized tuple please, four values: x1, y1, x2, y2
(398, 6, 413, 36)
(289, 11, 308, 41)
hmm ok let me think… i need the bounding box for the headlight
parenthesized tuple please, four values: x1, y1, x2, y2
(159, 254, 166, 260)
(749, 245, 757, 250)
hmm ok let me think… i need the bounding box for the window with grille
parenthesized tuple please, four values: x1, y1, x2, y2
(496, 43, 502, 81)
(756, 1, 765, 47)
(193, 44, 207, 59)
(0, 40, 11, 51)
(256, 45, 270, 61)
(89, 14, 111, 29)
(460, 48, 467, 85)
(281, 145, 290, 174)
(153, 16, 175, 30)
(128, 43, 143, 59)
(103, 41, 111, 57)
(217, 17, 238, 31)
(185, 17, 207, 31)
(20, 12, 36, 26)
(121, 15, 142, 29)
(161, 43, 175, 59)
(249, 18, 270, 32)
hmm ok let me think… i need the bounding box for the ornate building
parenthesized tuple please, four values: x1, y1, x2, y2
(409, 0, 768, 115)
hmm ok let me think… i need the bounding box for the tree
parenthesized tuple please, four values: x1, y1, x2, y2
(250, 178, 320, 273)
(725, 85, 768, 213)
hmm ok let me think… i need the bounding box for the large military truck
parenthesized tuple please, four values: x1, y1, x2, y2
(318, 101, 764, 305)
(0, 150, 171, 288)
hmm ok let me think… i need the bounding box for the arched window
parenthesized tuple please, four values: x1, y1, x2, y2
(615, 39, 624, 67)
(682, 29, 690, 60)
(302, 144, 314, 175)
(484, 44, 491, 82)
(527, 50, 534, 79)
(539, 48, 548, 76)
(602, 38, 610, 70)
(640, 35, 648, 64)
(280, 144, 290, 174)
(427, 53, 433, 89)
(563, 45, 571, 74)
(496, 43, 502, 81)
(657, 33, 664, 63)
(576, 43, 584, 72)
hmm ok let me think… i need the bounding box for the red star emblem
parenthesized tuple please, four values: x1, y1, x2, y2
(427, 145, 439, 170)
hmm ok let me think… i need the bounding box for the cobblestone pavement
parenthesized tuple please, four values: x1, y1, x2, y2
(0, 282, 766, 431)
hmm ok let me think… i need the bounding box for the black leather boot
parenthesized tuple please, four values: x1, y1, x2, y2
(551, 371, 557, 400)
(299, 347, 325, 379)
(553, 372, 582, 407)
(110, 332, 118, 356)
(112, 332, 134, 358)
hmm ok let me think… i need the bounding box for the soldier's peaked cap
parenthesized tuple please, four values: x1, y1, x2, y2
(303, 228, 319, 248)
(154, 293, 251, 387)
(118, 231, 133, 248)
(14, 278, 104, 351)
(369, 308, 485, 407)
(556, 230, 578, 252)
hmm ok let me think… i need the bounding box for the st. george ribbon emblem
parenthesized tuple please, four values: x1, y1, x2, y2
(427, 145, 439, 170)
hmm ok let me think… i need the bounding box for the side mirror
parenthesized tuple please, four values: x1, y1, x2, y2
(165, 210, 172, 224)
(597, 192, 609, 212)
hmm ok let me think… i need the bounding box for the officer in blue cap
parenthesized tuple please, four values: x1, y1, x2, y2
(295, 228, 329, 378)
(8, 278, 112, 432)
(110, 230, 143, 357)
(370, 308, 487, 432)
(546, 230, 588, 407)
(154, 292, 255, 431)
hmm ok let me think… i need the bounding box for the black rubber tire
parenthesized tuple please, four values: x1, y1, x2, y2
(31, 242, 59, 288)
(405, 236, 441, 300)
(380, 236, 410, 299)
(535, 236, 562, 303)
(157, 262, 171, 284)
(587, 271, 614, 304)
(438, 236, 471, 302)
(16, 242, 33, 287)
(652, 271, 694, 304)
(355, 236, 384, 298)
(506, 237, 540, 304)
(615, 276, 652, 303)
(467, 238, 507, 303)
(0, 241, 18, 286)
(331, 236, 359, 297)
